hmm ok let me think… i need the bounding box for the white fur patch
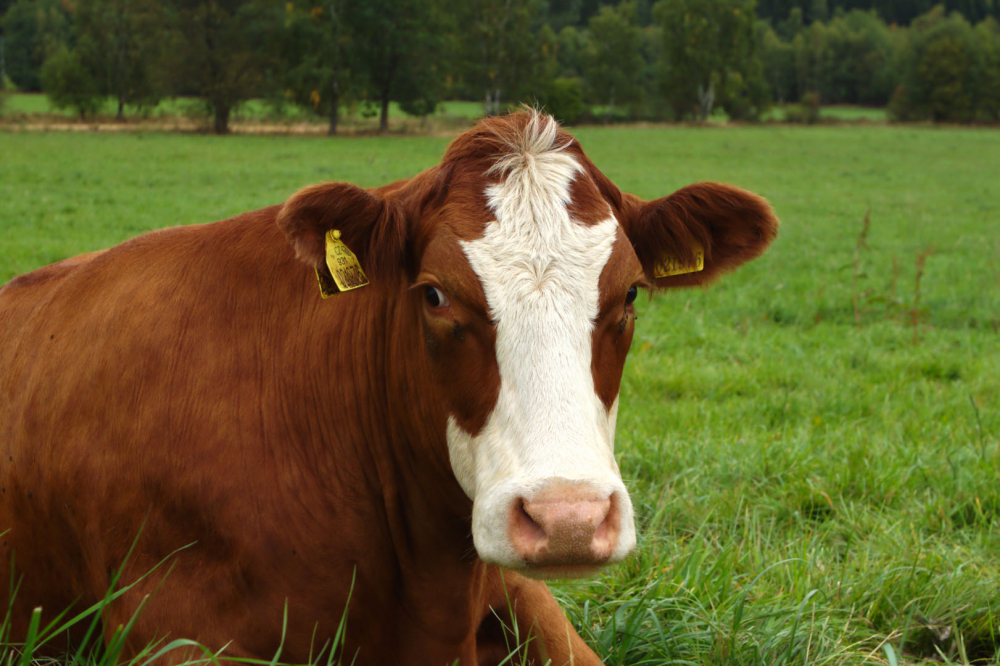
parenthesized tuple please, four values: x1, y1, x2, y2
(446, 114, 636, 569)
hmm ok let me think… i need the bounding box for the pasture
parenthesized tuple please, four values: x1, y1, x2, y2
(1, 125, 998, 665)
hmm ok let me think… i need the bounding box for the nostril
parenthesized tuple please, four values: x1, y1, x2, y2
(509, 497, 550, 560)
(515, 498, 547, 544)
(507, 486, 626, 566)
(590, 495, 618, 555)
(594, 510, 611, 541)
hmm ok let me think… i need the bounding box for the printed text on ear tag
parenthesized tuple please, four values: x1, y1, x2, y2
(653, 241, 704, 278)
(319, 229, 369, 296)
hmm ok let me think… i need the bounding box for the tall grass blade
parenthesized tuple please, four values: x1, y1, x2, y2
(883, 642, 899, 666)
(16, 607, 41, 666)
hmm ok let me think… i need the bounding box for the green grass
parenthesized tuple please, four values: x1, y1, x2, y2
(819, 105, 889, 122)
(1, 126, 999, 665)
(763, 104, 889, 123)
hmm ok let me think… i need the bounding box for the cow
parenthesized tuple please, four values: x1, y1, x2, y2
(0, 111, 778, 665)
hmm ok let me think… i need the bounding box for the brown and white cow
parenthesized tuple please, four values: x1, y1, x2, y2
(0, 111, 777, 665)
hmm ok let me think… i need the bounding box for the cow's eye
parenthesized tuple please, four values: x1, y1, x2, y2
(625, 285, 638, 306)
(425, 285, 451, 308)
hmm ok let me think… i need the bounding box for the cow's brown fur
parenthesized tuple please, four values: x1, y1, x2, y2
(0, 112, 777, 665)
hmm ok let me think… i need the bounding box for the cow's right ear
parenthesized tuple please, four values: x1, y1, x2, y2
(276, 182, 407, 283)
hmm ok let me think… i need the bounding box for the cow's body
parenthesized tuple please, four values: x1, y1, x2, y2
(1, 112, 777, 664)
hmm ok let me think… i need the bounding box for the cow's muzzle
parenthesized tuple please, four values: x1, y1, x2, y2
(508, 481, 622, 570)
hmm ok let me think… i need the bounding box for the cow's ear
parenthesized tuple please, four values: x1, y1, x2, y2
(620, 182, 779, 288)
(276, 182, 407, 282)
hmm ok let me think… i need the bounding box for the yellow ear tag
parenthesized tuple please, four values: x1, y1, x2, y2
(316, 229, 369, 298)
(653, 241, 705, 278)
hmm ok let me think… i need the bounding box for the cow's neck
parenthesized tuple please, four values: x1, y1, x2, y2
(307, 280, 480, 638)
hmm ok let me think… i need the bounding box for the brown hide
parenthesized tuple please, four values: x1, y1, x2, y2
(0, 112, 777, 666)
(0, 209, 595, 665)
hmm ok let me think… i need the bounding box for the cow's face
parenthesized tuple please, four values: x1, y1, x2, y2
(278, 112, 778, 579)
(413, 123, 643, 578)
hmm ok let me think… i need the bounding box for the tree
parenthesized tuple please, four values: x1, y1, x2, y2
(40, 45, 102, 118)
(547, 0, 583, 31)
(581, 2, 645, 122)
(167, 0, 279, 134)
(282, 0, 352, 135)
(805, 11, 895, 104)
(556, 25, 584, 78)
(756, 0, 1000, 26)
(75, 0, 167, 120)
(841, 11, 895, 105)
(759, 21, 798, 102)
(890, 8, 982, 122)
(974, 17, 1000, 119)
(0, 66, 8, 115)
(919, 33, 974, 119)
(346, 0, 450, 131)
(1, 0, 72, 91)
(534, 22, 561, 97)
(654, 0, 768, 120)
(456, 0, 547, 116)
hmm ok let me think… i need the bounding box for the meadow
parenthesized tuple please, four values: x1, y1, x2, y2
(1, 124, 998, 665)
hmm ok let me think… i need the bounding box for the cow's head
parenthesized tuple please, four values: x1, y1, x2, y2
(278, 112, 778, 578)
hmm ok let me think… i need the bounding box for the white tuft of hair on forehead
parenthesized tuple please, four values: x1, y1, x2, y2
(483, 111, 570, 180)
(447, 111, 636, 568)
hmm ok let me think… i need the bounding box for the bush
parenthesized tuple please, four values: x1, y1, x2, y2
(40, 46, 102, 119)
(719, 69, 772, 121)
(888, 85, 919, 121)
(399, 96, 439, 118)
(785, 91, 821, 123)
(542, 77, 585, 124)
(801, 91, 821, 121)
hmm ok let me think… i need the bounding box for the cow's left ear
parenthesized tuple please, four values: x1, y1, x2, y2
(277, 182, 407, 283)
(621, 182, 779, 288)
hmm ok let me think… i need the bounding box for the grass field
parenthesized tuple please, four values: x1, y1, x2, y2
(1, 125, 998, 665)
(762, 105, 890, 123)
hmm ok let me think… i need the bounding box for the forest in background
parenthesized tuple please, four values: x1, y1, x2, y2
(1, 0, 999, 132)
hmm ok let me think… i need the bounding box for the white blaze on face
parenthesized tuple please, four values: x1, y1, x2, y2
(446, 119, 637, 569)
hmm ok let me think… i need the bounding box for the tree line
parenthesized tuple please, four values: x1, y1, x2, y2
(761, 4, 1000, 120)
(1, 0, 999, 132)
